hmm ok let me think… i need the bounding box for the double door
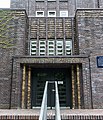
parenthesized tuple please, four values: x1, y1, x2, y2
(31, 68, 72, 108)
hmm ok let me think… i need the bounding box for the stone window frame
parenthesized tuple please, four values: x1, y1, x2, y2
(48, 11, 56, 17)
(36, 11, 44, 17)
(60, 11, 68, 17)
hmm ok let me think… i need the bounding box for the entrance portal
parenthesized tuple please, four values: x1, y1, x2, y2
(31, 68, 72, 108)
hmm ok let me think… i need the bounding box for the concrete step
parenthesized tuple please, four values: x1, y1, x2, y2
(0, 109, 103, 120)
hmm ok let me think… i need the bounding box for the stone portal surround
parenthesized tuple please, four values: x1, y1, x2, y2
(10, 55, 92, 109)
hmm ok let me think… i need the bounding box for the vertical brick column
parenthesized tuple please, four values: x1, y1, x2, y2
(77, 64, 81, 109)
(72, 65, 75, 109)
(21, 64, 26, 109)
(27, 67, 31, 109)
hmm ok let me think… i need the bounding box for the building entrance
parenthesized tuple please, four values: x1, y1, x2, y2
(31, 68, 72, 108)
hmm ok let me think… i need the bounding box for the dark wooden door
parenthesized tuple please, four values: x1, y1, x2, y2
(47, 81, 55, 108)
(31, 68, 72, 108)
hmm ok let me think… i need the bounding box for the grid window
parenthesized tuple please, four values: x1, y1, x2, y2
(56, 40, 63, 55)
(30, 39, 72, 56)
(39, 40, 46, 56)
(30, 41, 37, 55)
(48, 40, 55, 56)
(65, 41, 72, 55)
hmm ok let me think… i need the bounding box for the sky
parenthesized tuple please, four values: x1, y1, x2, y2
(0, 0, 10, 8)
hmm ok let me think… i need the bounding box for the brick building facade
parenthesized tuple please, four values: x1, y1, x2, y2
(0, 0, 103, 109)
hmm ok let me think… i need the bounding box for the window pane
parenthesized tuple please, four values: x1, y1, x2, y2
(30, 40, 37, 55)
(36, 11, 44, 17)
(39, 40, 46, 55)
(56, 40, 63, 55)
(48, 40, 55, 55)
(30, 39, 72, 56)
(65, 41, 72, 55)
(48, 11, 56, 17)
(48, 0, 56, 1)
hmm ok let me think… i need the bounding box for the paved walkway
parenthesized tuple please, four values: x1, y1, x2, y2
(0, 109, 103, 116)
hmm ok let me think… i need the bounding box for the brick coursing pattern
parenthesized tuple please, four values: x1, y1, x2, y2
(0, 9, 28, 109)
(29, 17, 72, 39)
(0, 115, 103, 120)
(1, 1, 103, 110)
(0, 115, 39, 120)
(76, 9, 103, 108)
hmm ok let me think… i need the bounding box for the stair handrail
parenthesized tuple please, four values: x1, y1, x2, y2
(39, 81, 61, 120)
(39, 81, 48, 120)
(55, 81, 61, 120)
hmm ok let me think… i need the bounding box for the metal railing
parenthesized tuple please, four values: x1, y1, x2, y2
(39, 81, 48, 120)
(55, 81, 61, 120)
(39, 81, 61, 120)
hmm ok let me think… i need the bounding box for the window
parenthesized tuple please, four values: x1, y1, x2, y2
(59, 0, 68, 1)
(48, 40, 55, 56)
(60, 11, 68, 17)
(30, 39, 72, 56)
(56, 40, 63, 55)
(97, 0, 100, 8)
(48, 11, 56, 17)
(36, 11, 44, 17)
(65, 41, 72, 55)
(48, 0, 56, 1)
(30, 41, 37, 55)
(39, 40, 46, 55)
(36, 0, 44, 1)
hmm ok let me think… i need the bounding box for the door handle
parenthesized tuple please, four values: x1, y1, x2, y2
(52, 89, 55, 92)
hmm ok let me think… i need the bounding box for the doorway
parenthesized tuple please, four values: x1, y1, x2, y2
(31, 68, 72, 108)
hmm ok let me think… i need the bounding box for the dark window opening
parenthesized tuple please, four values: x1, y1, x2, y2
(97, 0, 100, 8)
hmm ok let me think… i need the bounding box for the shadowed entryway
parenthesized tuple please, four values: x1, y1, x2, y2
(31, 68, 72, 109)
(21, 63, 84, 109)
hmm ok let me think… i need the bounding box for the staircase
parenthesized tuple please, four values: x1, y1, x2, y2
(0, 109, 103, 120)
(1, 81, 103, 120)
(39, 81, 61, 120)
